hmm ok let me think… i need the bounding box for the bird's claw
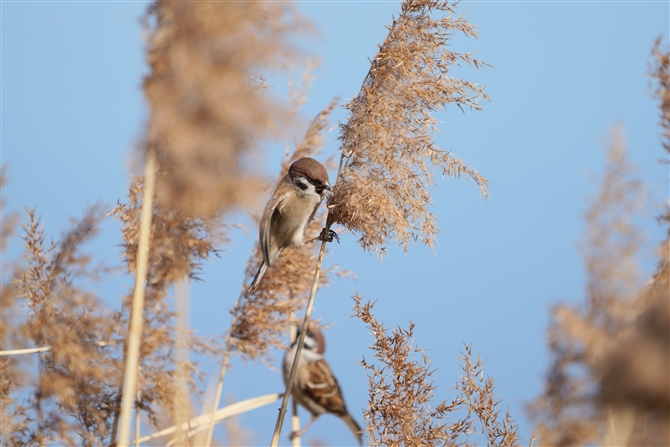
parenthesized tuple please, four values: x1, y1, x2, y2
(319, 228, 340, 243)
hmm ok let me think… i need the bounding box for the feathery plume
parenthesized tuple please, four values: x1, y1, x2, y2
(143, 0, 308, 217)
(328, 0, 490, 253)
(528, 127, 661, 446)
(352, 293, 520, 447)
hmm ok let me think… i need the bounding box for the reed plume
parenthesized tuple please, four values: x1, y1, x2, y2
(529, 124, 668, 446)
(143, 0, 307, 218)
(328, 0, 490, 254)
(111, 1, 309, 444)
(2, 206, 120, 446)
(352, 294, 520, 447)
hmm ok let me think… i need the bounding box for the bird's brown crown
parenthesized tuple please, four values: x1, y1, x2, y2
(289, 158, 329, 185)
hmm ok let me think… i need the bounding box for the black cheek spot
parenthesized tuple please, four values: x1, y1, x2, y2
(295, 178, 309, 191)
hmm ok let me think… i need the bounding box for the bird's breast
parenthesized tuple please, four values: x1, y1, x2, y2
(274, 193, 321, 248)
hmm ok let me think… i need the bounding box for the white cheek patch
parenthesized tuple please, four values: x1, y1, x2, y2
(294, 177, 316, 195)
(295, 177, 309, 191)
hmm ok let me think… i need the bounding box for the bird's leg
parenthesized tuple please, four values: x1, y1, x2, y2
(289, 415, 318, 441)
(305, 228, 339, 245)
(318, 228, 339, 243)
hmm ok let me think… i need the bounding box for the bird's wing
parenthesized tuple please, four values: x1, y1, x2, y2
(259, 186, 290, 266)
(300, 358, 348, 416)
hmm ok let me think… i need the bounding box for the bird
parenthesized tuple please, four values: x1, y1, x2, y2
(283, 323, 363, 445)
(247, 157, 331, 293)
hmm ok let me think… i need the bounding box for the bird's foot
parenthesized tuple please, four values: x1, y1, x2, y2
(319, 228, 340, 243)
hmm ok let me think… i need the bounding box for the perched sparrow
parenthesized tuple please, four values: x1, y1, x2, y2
(283, 324, 363, 445)
(248, 158, 330, 292)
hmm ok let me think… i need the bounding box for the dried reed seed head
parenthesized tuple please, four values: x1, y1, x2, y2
(143, 0, 309, 217)
(110, 176, 226, 433)
(111, 177, 223, 286)
(593, 46, 670, 437)
(328, 0, 489, 253)
(650, 37, 670, 155)
(352, 294, 520, 447)
(529, 126, 669, 446)
(599, 280, 670, 414)
(3, 205, 127, 446)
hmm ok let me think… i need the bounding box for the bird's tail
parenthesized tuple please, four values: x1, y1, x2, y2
(342, 413, 364, 446)
(247, 262, 267, 293)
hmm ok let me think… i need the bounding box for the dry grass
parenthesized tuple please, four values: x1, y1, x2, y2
(353, 294, 520, 447)
(108, 1, 307, 442)
(3, 1, 494, 445)
(328, 0, 490, 254)
(529, 44, 670, 444)
(5, 2, 667, 447)
(143, 0, 308, 218)
(2, 206, 120, 446)
(528, 128, 646, 445)
(110, 179, 226, 435)
(1, 169, 31, 445)
(651, 37, 670, 155)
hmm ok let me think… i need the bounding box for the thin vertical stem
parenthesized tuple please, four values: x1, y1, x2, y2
(291, 398, 301, 447)
(174, 279, 191, 446)
(289, 316, 300, 447)
(134, 388, 141, 447)
(270, 238, 328, 447)
(117, 148, 157, 447)
(204, 316, 237, 447)
(270, 152, 346, 446)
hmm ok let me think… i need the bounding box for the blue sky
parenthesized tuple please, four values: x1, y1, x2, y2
(2, 1, 668, 445)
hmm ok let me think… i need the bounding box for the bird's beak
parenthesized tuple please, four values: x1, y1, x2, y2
(324, 181, 332, 191)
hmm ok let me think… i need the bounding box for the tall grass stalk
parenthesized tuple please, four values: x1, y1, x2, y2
(134, 389, 141, 447)
(204, 317, 237, 447)
(173, 279, 191, 445)
(270, 238, 328, 446)
(116, 148, 157, 447)
(291, 398, 301, 447)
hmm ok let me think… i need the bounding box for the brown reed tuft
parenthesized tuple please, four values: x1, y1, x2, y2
(529, 126, 668, 446)
(142, 0, 308, 218)
(112, 1, 308, 441)
(0, 168, 22, 353)
(527, 40, 670, 447)
(1, 169, 30, 445)
(328, 0, 490, 253)
(110, 178, 225, 432)
(595, 39, 670, 446)
(651, 37, 670, 156)
(2, 205, 122, 446)
(352, 294, 520, 447)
